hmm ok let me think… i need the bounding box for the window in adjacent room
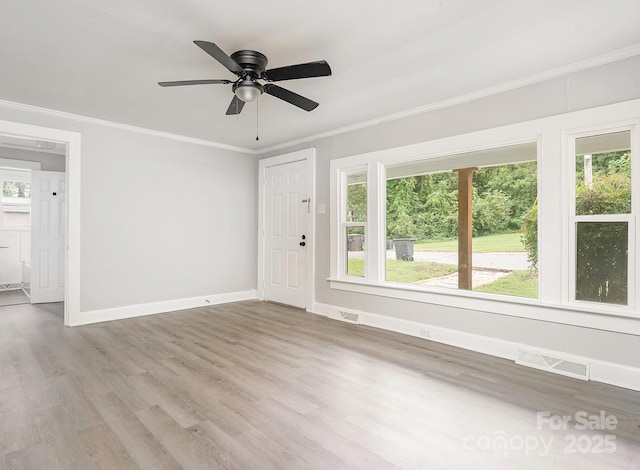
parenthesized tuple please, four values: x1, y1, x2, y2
(0, 172, 31, 227)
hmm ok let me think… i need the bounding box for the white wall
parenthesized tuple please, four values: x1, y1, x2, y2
(0, 105, 257, 318)
(259, 54, 640, 368)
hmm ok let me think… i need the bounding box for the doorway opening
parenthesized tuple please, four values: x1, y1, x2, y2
(0, 137, 67, 308)
(0, 118, 79, 326)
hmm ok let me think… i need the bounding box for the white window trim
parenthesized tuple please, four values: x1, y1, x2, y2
(564, 122, 638, 311)
(329, 98, 640, 335)
(340, 166, 369, 279)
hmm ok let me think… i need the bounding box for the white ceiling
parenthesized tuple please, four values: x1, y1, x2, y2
(1, 0, 639, 152)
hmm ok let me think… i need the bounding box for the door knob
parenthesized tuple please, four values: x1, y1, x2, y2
(299, 241, 306, 247)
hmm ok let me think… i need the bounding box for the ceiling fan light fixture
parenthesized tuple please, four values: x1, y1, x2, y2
(158, 41, 330, 115)
(234, 80, 263, 102)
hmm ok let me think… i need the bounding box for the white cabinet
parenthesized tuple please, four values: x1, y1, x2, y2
(0, 231, 23, 285)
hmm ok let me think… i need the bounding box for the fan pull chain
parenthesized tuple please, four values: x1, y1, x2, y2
(256, 99, 260, 141)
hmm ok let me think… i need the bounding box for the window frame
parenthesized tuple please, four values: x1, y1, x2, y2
(339, 166, 368, 279)
(565, 124, 638, 311)
(332, 136, 542, 291)
(328, 99, 640, 335)
(0, 170, 32, 228)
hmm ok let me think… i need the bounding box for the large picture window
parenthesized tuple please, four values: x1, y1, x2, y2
(383, 143, 538, 299)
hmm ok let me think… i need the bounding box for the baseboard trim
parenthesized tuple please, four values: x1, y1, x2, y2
(310, 302, 640, 392)
(73, 289, 257, 326)
(589, 360, 640, 393)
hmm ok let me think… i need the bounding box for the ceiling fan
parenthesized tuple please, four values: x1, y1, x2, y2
(158, 41, 332, 115)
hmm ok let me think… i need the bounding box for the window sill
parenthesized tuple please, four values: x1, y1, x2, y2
(327, 277, 640, 335)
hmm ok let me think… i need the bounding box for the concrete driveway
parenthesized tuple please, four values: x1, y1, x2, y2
(395, 250, 530, 271)
(349, 249, 530, 271)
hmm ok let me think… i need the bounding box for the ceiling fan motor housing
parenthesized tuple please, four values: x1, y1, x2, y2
(230, 50, 268, 77)
(230, 50, 268, 101)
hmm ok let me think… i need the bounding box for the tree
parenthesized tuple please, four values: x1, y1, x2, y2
(414, 173, 458, 239)
(386, 177, 419, 238)
(475, 162, 537, 229)
(347, 182, 367, 221)
(384, 161, 537, 241)
(472, 190, 512, 236)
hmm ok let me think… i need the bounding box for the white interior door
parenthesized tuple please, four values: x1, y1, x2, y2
(264, 160, 308, 308)
(30, 170, 65, 304)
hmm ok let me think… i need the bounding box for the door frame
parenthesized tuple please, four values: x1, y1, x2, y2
(258, 148, 316, 311)
(0, 119, 81, 326)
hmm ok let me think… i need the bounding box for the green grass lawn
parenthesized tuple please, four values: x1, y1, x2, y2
(413, 232, 525, 252)
(475, 270, 538, 298)
(349, 256, 537, 298)
(348, 258, 457, 283)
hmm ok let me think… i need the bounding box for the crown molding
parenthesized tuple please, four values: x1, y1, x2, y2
(0, 99, 257, 155)
(257, 44, 640, 155)
(1, 43, 639, 158)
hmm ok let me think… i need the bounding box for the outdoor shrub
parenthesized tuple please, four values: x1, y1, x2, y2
(472, 190, 512, 236)
(576, 222, 627, 304)
(520, 201, 538, 270)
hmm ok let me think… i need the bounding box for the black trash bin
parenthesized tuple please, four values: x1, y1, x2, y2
(393, 238, 415, 261)
(347, 234, 364, 251)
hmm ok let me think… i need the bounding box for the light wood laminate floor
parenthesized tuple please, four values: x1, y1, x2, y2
(0, 290, 29, 308)
(1, 300, 639, 469)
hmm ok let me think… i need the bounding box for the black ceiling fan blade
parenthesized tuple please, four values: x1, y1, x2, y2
(226, 95, 245, 115)
(158, 79, 232, 87)
(263, 84, 319, 111)
(194, 40, 245, 76)
(263, 60, 331, 82)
